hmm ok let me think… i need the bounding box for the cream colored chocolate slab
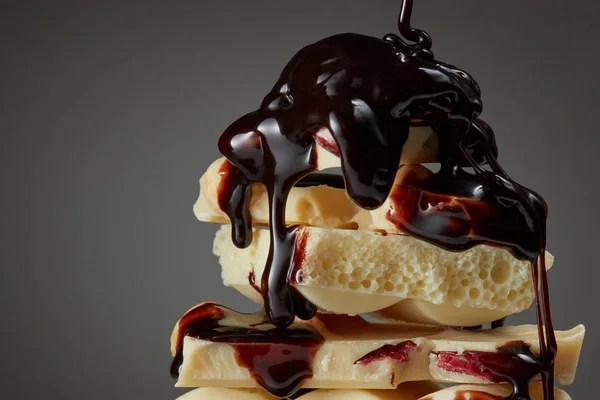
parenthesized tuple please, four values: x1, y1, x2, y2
(215, 225, 553, 326)
(173, 313, 584, 389)
(419, 383, 570, 400)
(194, 126, 436, 228)
(195, 157, 360, 229)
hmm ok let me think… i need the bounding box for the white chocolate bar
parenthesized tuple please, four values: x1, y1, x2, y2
(215, 225, 553, 326)
(173, 310, 584, 390)
(194, 126, 437, 231)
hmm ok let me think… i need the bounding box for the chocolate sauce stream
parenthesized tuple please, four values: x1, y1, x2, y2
(458, 317, 507, 331)
(535, 250, 558, 397)
(218, 160, 252, 248)
(492, 317, 507, 329)
(296, 173, 345, 189)
(384, 0, 433, 59)
(170, 303, 323, 398)
(214, 1, 556, 399)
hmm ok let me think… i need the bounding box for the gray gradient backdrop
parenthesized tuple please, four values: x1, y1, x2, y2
(1, 1, 598, 399)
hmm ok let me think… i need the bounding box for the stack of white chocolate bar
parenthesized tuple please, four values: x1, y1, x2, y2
(170, 4, 585, 399)
(170, 145, 584, 400)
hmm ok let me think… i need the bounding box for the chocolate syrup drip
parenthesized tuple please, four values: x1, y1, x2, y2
(533, 249, 557, 398)
(492, 317, 507, 329)
(218, 160, 252, 248)
(458, 324, 483, 331)
(459, 317, 505, 331)
(384, 0, 433, 59)
(386, 162, 546, 260)
(170, 302, 225, 380)
(170, 303, 323, 398)
(287, 389, 315, 400)
(290, 229, 309, 285)
(296, 173, 345, 189)
(214, 1, 556, 399)
(436, 341, 541, 400)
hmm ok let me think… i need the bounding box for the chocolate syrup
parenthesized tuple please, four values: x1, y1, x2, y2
(459, 317, 505, 330)
(291, 228, 309, 285)
(435, 341, 541, 400)
(287, 389, 315, 400)
(170, 303, 323, 398)
(214, 1, 556, 399)
(296, 173, 345, 189)
(386, 163, 545, 260)
(492, 317, 507, 329)
(218, 160, 252, 248)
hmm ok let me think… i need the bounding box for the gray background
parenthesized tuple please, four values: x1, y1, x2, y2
(1, 1, 598, 399)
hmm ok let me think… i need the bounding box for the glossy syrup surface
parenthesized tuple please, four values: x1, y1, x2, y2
(170, 303, 323, 398)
